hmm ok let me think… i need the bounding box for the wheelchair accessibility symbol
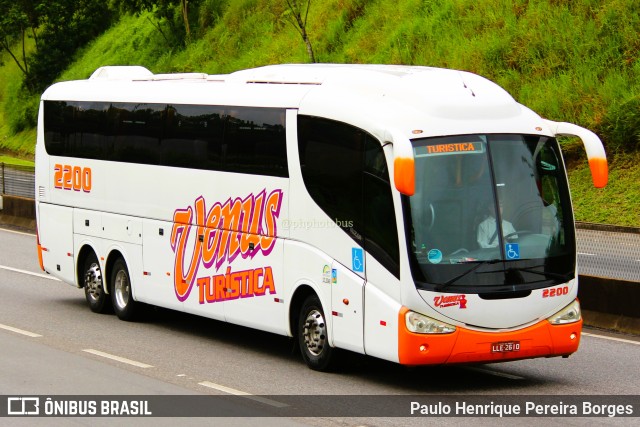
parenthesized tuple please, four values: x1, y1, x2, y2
(352, 247, 364, 272)
(506, 243, 520, 260)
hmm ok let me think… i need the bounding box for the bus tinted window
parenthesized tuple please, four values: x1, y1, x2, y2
(112, 103, 164, 165)
(298, 116, 365, 243)
(164, 104, 225, 170)
(43, 101, 287, 177)
(363, 139, 399, 277)
(298, 115, 399, 276)
(225, 108, 287, 176)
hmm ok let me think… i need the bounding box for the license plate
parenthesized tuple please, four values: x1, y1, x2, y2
(491, 341, 520, 353)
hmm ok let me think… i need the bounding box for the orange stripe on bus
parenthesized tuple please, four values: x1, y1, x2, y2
(36, 232, 45, 272)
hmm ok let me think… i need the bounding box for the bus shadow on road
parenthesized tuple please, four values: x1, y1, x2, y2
(56, 294, 557, 394)
(122, 302, 552, 393)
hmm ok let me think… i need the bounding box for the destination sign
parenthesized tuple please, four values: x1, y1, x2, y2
(415, 141, 485, 157)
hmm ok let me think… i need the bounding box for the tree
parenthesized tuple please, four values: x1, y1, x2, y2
(111, 0, 200, 45)
(1, 1, 115, 93)
(0, 0, 42, 80)
(25, 0, 114, 92)
(282, 0, 316, 63)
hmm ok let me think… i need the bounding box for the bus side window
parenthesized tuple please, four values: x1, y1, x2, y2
(297, 116, 399, 277)
(225, 108, 288, 177)
(364, 138, 399, 277)
(297, 115, 364, 244)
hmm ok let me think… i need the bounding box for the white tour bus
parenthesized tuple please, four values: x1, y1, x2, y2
(35, 64, 608, 371)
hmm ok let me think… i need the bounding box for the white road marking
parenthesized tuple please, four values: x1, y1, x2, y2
(198, 381, 289, 408)
(82, 349, 154, 368)
(0, 227, 35, 237)
(578, 252, 596, 257)
(0, 264, 59, 281)
(463, 366, 526, 380)
(582, 332, 640, 346)
(0, 323, 42, 338)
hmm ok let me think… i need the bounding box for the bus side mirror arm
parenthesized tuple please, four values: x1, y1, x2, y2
(385, 129, 415, 196)
(544, 120, 608, 188)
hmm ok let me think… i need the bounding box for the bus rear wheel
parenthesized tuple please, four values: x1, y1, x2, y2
(298, 295, 337, 371)
(110, 258, 138, 321)
(83, 253, 111, 313)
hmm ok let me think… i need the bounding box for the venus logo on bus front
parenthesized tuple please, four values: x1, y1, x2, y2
(170, 189, 283, 303)
(434, 294, 468, 309)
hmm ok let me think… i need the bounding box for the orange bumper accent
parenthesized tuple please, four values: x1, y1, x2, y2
(36, 231, 45, 272)
(398, 307, 582, 365)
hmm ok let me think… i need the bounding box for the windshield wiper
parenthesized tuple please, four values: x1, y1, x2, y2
(434, 259, 502, 291)
(509, 265, 573, 283)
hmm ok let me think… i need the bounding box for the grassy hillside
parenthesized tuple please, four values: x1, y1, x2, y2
(567, 151, 640, 226)
(1, 0, 639, 225)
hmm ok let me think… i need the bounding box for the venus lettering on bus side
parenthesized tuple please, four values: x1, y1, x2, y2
(196, 266, 276, 304)
(53, 164, 92, 193)
(170, 189, 283, 301)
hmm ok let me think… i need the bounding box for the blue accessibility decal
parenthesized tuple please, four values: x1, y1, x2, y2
(505, 243, 520, 260)
(352, 247, 364, 272)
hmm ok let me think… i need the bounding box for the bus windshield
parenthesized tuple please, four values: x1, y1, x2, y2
(405, 134, 576, 295)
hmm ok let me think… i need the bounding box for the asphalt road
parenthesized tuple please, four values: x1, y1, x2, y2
(1, 227, 639, 426)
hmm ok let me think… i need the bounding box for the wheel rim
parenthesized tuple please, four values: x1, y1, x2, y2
(85, 262, 103, 302)
(114, 270, 130, 310)
(303, 309, 327, 356)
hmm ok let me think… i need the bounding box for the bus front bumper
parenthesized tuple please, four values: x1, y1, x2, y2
(398, 310, 582, 365)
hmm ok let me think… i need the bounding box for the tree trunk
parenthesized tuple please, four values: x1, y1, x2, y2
(294, 12, 315, 63)
(303, 32, 315, 63)
(21, 28, 28, 75)
(0, 38, 28, 78)
(182, 0, 191, 44)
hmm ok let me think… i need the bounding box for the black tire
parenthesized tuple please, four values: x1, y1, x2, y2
(83, 252, 111, 313)
(110, 258, 138, 321)
(298, 294, 337, 371)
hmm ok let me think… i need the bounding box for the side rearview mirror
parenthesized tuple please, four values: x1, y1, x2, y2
(544, 120, 608, 188)
(386, 129, 415, 196)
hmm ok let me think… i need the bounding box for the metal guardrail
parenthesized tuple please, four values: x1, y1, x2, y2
(576, 223, 640, 283)
(0, 163, 35, 199)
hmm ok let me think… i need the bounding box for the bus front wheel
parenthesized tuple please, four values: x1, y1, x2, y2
(298, 295, 337, 371)
(110, 258, 138, 321)
(83, 253, 111, 313)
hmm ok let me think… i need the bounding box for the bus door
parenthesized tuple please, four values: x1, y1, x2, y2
(38, 203, 75, 285)
(330, 253, 364, 353)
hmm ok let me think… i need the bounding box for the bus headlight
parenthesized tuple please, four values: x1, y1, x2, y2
(547, 300, 582, 325)
(406, 311, 456, 334)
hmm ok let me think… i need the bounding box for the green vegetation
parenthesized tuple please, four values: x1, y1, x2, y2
(0, 155, 34, 167)
(567, 151, 640, 227)
(1, 0, 639, 226)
